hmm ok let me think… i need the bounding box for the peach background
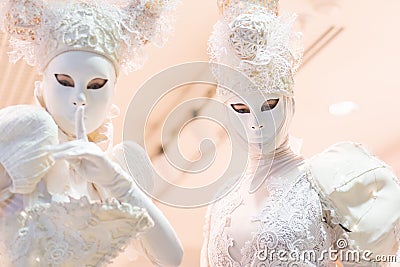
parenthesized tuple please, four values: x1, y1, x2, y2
(0, 0, 399, 266)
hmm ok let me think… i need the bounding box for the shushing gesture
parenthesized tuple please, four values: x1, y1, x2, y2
(47, 107, 121, 187)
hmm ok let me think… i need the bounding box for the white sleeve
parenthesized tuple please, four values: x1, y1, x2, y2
(0, 105, 58, 195)
(108, 141, 183, 266)
(0, 165, 12, 202)
(309, 142, 400, 261)
(110, 141, 154, 193)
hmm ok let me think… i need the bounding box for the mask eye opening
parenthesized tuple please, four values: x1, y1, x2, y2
(55, 74, 74, 87)
(231, 103, 250, 114)
(87, 78, 108, 90)
(261, 98, 279, 112)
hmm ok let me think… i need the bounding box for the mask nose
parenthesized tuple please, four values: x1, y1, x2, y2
(72, 88, 87, 106)
(251, 125, 264, 130)
(248, 113, 264, 130)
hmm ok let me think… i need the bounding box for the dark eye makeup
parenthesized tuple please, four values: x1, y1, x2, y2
(231, 98, 279, 114)
(261, 98, 279, 111)
(55, 74, 74, 87)
(87, 78, 108, 90)
(231, 103, 250, 114)
(54, 75, 108, 90)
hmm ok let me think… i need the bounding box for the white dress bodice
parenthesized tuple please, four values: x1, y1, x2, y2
(205, 163, 335, 267)
(202, 142, 400, 267)
(0, 105, 153, 267)
(0, 163, 152, 267)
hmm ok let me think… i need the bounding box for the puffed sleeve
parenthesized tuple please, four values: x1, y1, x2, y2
(0, 165, 12, 201)
(309, 142, 400, 258)
(108, 141, 183, 266)
(109, 141, 154, 193)
(0, 105, 58, 195)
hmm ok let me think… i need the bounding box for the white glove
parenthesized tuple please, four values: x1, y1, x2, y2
(50, 139, 122, 186)
(47, 107, 183, 266)
(46, 107, 133, 199)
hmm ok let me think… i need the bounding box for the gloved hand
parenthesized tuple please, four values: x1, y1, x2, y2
(47, 107, 183, 266)
(47, 107, 133, 197)
(50, 139, 122, 186)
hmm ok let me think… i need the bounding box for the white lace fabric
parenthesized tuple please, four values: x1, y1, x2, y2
(209, 4, 303, 97)
(0, 197, 153, 266)
(0, 0, 179, 74)
(0, 105, 154, 266)
(204, 167, 335, 267)
(202, 143, 400, 267)
(205, 1, 400, 265)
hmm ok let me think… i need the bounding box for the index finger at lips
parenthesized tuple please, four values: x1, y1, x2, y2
(75, 106, 88, 142)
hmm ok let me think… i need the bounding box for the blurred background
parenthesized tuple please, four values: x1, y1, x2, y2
(1, 0, 399, 266)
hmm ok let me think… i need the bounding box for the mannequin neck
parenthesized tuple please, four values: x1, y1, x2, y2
(246, 137, 305, 192)
(248, 137, 301, 163)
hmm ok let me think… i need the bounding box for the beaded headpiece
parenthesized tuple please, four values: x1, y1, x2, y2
(209, 0, 303, 96)
(0, 0, 179, 74)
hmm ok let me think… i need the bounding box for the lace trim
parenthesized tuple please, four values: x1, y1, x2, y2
(0, 196, 153, 266)
(209, 9, 303, 96)
(1, 0, 179, 74)
(208, 181, 243, 267)
(207, 171, 334, 266)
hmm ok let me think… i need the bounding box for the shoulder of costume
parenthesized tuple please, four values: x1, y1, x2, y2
(0, 104, 58, 195)
(306, 141, 400, 257)
(0, 104, 51, 120)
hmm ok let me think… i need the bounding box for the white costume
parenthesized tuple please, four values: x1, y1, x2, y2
(0, 0, 182, 266)
(201, 0, 400, 266)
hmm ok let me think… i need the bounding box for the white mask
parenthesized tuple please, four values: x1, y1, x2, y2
(222, 91, 293, 154)
(42, 51, 117, 136)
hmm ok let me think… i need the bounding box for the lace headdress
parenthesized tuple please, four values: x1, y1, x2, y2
(210, 0, 303, 96)
(0, 0, 179, 74)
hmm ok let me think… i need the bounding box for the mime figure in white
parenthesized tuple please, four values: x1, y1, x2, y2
(201, 0, 400, 266)
(0, 0, 183, 266)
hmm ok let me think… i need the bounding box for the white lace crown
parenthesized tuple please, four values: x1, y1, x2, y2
(209, 0, 303, 96)
(0, 0, 179, 74)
